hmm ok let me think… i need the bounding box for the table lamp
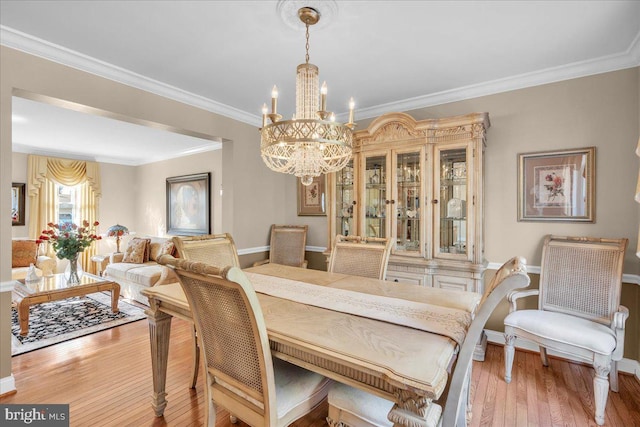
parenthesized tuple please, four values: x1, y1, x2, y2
(107, 224, 129, 253)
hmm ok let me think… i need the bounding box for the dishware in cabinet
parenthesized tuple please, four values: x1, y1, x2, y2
(434, 144, 470, 259)
(334, 160, 356, 237)
(361, 153, 389, 241)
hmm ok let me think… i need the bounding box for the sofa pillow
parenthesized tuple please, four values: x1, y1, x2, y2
(122, 238, 148, 264)
(12, 240, 38, 268)
(159, 240, 175, 257)
(149, 240, 175, 261)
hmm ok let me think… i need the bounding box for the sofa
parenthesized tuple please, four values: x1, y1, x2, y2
(12, 239, 57, 280)
(104, 236, 178, 305)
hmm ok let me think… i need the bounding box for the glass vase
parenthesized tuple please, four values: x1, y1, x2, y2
(65, 253, 83, 284)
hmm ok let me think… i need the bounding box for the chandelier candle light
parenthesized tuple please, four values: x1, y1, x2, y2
(260, 6, 355, 186)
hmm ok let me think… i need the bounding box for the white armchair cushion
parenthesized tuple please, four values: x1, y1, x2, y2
(273, 358, 331, 424)
(328, 382, 394, 427)
(504, 310, 616, 355)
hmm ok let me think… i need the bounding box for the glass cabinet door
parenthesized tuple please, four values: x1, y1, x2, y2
(436, 145, 468, 258)
(395, 150, 422, 255)
(363, 154, 388, 239)
(335, 160, 355, 237)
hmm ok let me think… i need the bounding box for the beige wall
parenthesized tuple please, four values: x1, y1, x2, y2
(1, 45, 639, 386)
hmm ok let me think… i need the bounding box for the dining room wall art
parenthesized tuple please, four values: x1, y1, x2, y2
(518, 147, 595, 222)
(297, 175, 326, 216)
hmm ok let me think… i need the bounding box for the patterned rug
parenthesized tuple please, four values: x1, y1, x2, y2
(11, 292, 146, 356)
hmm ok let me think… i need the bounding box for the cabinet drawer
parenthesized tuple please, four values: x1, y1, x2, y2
(432, 275, 474, 292)
(386, 271, 427, 286)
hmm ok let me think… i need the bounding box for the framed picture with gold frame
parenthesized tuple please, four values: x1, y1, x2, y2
(12, 182, 26, 226)
(518, 147, 595, 222)
(297, 175, 326, 216)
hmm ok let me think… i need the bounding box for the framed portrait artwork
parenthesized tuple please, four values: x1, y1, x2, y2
(11, 182, 25, 226)
(297, 175, 326, 216)
(518, 147, 595, 222)
(166, 173, 211, 235)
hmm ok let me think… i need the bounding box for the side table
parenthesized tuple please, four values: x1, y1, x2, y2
(91, 254, 110, 277)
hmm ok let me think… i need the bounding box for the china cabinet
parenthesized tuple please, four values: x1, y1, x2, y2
(327, 112, 490, 293)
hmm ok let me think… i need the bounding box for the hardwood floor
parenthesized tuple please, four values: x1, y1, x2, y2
(2, 315, 639, 427)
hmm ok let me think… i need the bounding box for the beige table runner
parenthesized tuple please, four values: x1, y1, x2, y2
(245, 272, 472, 344)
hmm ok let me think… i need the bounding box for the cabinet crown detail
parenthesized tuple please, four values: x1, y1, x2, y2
(353, 112, 490, 149)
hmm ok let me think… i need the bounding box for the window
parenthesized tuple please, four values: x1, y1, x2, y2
(57, 184, 80, 226)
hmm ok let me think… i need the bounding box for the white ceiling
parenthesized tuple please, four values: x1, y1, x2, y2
(2, 0, 639, 165)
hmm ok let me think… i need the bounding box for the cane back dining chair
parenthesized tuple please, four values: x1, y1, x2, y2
(253, 225, 308, 268)
(327, 256, 530, 427)
(172, 233, 240, 267)
(327, 235, 393, 280)
(161, 256, 332, 427)
(504, 235, 628, 426)
(172, 233, 241, 388)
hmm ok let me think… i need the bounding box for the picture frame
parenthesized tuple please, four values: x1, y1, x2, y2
(518, 147, 595, 222)
(166, 173, 211, 235)
(11, 182, 26, 226)
(297, 175, 326, 216)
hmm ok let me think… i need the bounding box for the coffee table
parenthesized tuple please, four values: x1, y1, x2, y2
(13, 273, 121, 336)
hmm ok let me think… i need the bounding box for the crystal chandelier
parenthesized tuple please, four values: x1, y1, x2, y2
(260, 6, 355, 186)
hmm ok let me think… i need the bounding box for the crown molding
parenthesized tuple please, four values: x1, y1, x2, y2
(1, 26, 262, 127)
(2, 25, 639, 125)
(357, 37, 640, 120)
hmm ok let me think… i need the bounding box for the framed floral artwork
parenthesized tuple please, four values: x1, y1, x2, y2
(297, 175, 326, 216)
(166, 172, 211, 235)
(518, 147, 595, 222)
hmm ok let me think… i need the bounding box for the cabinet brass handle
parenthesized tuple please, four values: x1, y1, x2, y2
(432, 199, 438, 204)
(352, 201, 357, 205)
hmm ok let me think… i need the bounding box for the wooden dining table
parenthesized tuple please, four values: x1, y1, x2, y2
(141, 263, 481, 426)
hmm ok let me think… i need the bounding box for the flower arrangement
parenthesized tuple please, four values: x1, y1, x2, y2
(37, 220, 102, 260)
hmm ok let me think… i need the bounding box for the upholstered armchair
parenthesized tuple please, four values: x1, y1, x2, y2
(253, 224, 308, 268)
(504, 235, 628, 426)
(11, 239, 56, 280)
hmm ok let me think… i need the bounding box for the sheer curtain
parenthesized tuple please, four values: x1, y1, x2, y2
(28, 155, 102, 271)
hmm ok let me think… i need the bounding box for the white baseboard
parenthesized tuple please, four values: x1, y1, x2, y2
(0, 374, 16, 396)
(484, 329, 640, 381)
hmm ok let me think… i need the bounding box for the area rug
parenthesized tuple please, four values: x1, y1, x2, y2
(11, 292, 146, 356)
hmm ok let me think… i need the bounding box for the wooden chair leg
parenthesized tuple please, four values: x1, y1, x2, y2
(539, 346, 549, 366)
(593, 355, 611, 426)
(609, 360, 619, 392)
(190, 324, 200, 389)
(504, 333, 515, 383)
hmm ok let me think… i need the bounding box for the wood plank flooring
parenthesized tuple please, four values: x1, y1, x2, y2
(2, 315, 639, 426)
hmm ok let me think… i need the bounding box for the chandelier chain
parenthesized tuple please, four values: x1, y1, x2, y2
(304, 22, 310, 64)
